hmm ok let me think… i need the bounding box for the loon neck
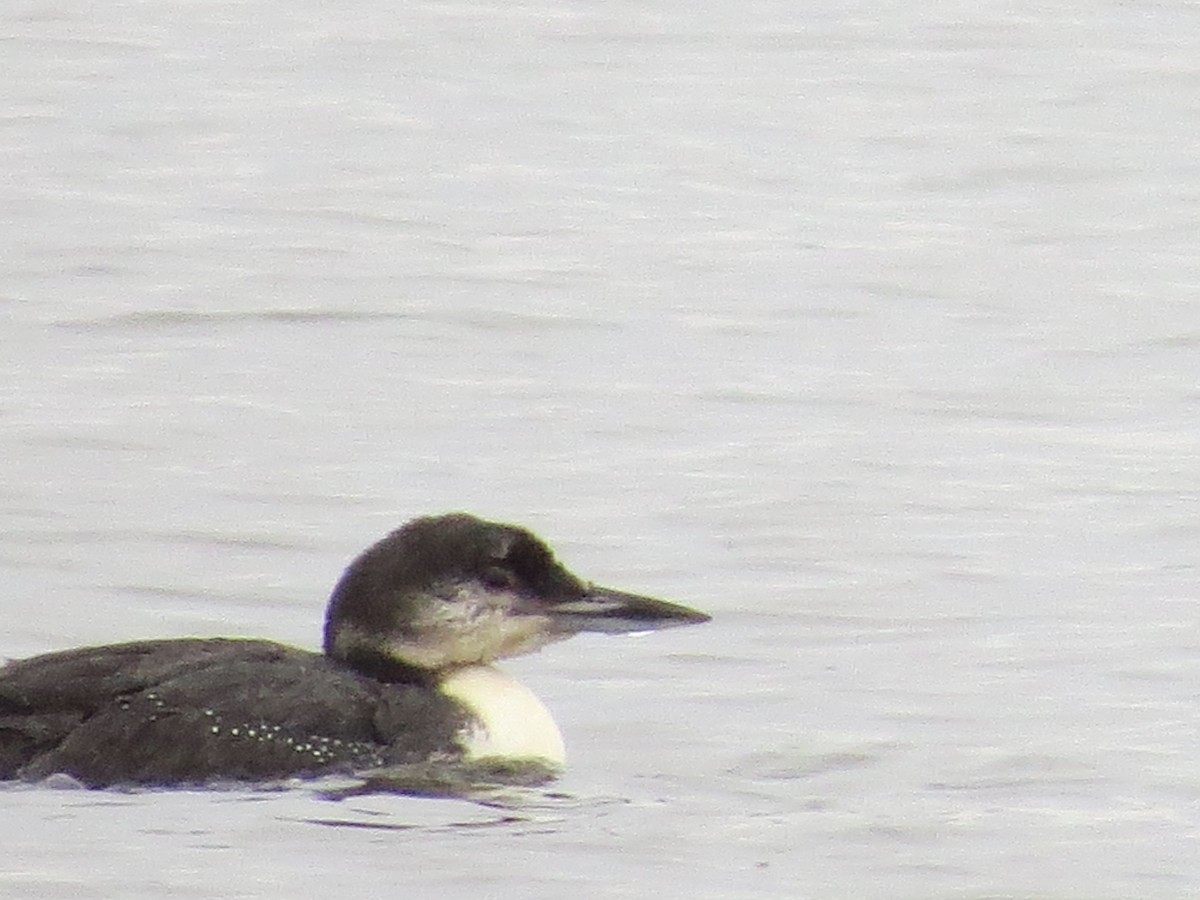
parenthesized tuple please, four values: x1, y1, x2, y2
(329, 642, 438, 685)
(326, 641, 567, 767)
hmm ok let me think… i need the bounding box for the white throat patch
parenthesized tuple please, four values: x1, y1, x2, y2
(438, 665, 566, 768)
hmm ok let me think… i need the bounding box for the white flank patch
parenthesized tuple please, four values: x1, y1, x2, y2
(438, 665, 566, 767)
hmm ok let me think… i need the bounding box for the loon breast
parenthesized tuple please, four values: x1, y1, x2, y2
(438, 665, 566, 767)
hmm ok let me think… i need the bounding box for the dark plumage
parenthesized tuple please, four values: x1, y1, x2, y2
(0, 640, 466, 785)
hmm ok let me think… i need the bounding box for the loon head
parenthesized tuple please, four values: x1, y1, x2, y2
(323, 513, 709, 681)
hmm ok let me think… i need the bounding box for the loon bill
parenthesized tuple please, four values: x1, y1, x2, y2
(0, 513, 709, 788)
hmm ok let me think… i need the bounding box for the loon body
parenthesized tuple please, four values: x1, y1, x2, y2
(0, 513, 708, 788)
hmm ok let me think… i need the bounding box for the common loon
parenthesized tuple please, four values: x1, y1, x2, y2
(0, 513, 708, 789)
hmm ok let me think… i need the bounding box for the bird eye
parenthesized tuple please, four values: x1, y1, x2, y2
(482, 566, 518, 590)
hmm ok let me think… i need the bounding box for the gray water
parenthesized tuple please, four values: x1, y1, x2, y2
(3, 0, 1199, 896)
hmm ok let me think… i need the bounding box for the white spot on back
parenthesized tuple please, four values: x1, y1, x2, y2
(439, 665, 566, 767)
